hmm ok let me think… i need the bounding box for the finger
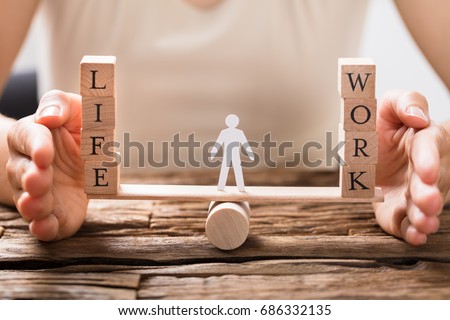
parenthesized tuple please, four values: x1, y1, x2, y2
(379, 90, 429, 129)
(22, 162, 53, 198)
(373, 191, 408, 239)
(6, 156, 31, 190)
(7, 118, 54, 169)
(16, 191, 54, 222)
(406, 202, 439, 235)
(410, 127, 441, 185)
(400, 216, 427, 246)
(409, 170, 443, 216)
(35, 90, 82, 133)
(29, 214, 59, 242)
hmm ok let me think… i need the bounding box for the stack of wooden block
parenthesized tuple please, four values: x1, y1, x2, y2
(338, 58, 377, 198)
(80, 55, 119, 195)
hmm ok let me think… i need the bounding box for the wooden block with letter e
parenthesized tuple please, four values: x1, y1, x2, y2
(82, 96, 116, 130)
(339, 126, 378, 165)
(84, 161, 120, 194)
(340, 98, 377, 131)
(338, 58, 375, 98)
(80, 55, 116, 97)
(340, 165, 375, 198)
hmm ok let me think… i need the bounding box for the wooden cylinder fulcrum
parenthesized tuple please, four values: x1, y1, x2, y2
(205, 201, 251, 250)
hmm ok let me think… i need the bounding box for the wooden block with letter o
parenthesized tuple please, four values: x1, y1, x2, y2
(84, 161, 119, 194)
(338, 58, 375, 98)
(339, 127, 378, 165)
(80, 55, 116, 97)
(341, 98, 377, 131)
(82, 96, 116, 130)
(81, 129, 116, 161)
(340, 165, 375, 198)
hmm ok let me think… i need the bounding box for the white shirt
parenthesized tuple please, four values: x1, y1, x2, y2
(36, 0, 369, 170)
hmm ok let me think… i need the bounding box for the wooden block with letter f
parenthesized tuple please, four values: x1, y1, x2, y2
(338, 58, 378, 198)
(80, 55, 119, 195)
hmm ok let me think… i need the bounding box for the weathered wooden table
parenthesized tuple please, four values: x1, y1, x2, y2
(1, 170, 449, 299)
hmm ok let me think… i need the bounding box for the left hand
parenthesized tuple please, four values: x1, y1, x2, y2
(374, 90, 450, 245)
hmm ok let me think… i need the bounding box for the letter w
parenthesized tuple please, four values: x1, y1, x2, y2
(346, 73, 372, 92)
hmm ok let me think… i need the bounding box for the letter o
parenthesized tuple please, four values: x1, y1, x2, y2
(350, 105, 371, 125)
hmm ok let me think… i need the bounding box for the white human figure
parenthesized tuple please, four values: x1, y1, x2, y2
(210, 114, 254, 192)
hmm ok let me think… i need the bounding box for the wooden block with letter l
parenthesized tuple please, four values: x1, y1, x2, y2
(84, 161, 120, 194)
(341, 98, 377, 131)
(81, 129, 117, 161)
(340, 165, 375, 198)
(82, 96, 116, 130)
(338, 58, 375, 98)
(80, 55, 116, 97)
(339, 126, 378, 165)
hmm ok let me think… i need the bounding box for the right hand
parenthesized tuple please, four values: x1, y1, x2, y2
(6, 90, 88, 241)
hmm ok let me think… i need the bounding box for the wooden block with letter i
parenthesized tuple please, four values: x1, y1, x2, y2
(338, 58, 375, 98)
(82, 96, 116, 130)
(84, 161, 119, 194)
(80, 55, 116, 97)
(340, 165, 375, 198)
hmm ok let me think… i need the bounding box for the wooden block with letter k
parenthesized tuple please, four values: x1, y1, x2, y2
(340, 165, 375, 198)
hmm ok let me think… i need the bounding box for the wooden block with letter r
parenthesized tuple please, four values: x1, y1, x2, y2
(84, 161, 120, 194)
(340, 165, 375, 198)
(80, 55, 116, 97)
(82, 96, 116, 130)
(339, 126, 378, 165)
(81, 129, 117, 161)
(341, 98, 377, 131)
(338, 58, 375, 98)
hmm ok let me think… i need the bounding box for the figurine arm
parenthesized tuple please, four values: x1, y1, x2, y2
(210, 131, 225, 160)
(240, 132, 255, 161)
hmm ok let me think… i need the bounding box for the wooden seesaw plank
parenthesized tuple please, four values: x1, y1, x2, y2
(87, 184, 383, 203)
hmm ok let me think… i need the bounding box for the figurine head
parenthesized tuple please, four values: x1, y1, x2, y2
(225, 114, 239, 128)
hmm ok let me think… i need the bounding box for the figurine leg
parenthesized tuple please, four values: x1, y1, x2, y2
(232, 159, 245, 192)
(217, 157, 231, 191)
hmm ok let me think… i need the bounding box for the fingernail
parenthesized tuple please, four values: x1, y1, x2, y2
(406, 106, 428, 121)
(38, 105, 61, 118)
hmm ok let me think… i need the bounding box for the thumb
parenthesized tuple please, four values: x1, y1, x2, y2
(35, 90, 82, 133)
(379, 90, 430, 130)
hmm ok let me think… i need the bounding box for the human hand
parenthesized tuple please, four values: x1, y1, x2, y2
(6, 90, 88, 241)
(374, 90, 450, 245)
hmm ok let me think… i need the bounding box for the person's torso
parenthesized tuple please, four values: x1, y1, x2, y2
(36, 0, 369, 170)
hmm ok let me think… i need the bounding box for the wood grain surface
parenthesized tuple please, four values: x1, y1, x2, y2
(0, 169, 449, 299)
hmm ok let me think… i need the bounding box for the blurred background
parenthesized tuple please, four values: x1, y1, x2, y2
(5, 0, 450, 121)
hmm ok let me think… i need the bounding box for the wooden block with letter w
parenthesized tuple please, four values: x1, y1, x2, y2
(338, 58, 375, 99)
